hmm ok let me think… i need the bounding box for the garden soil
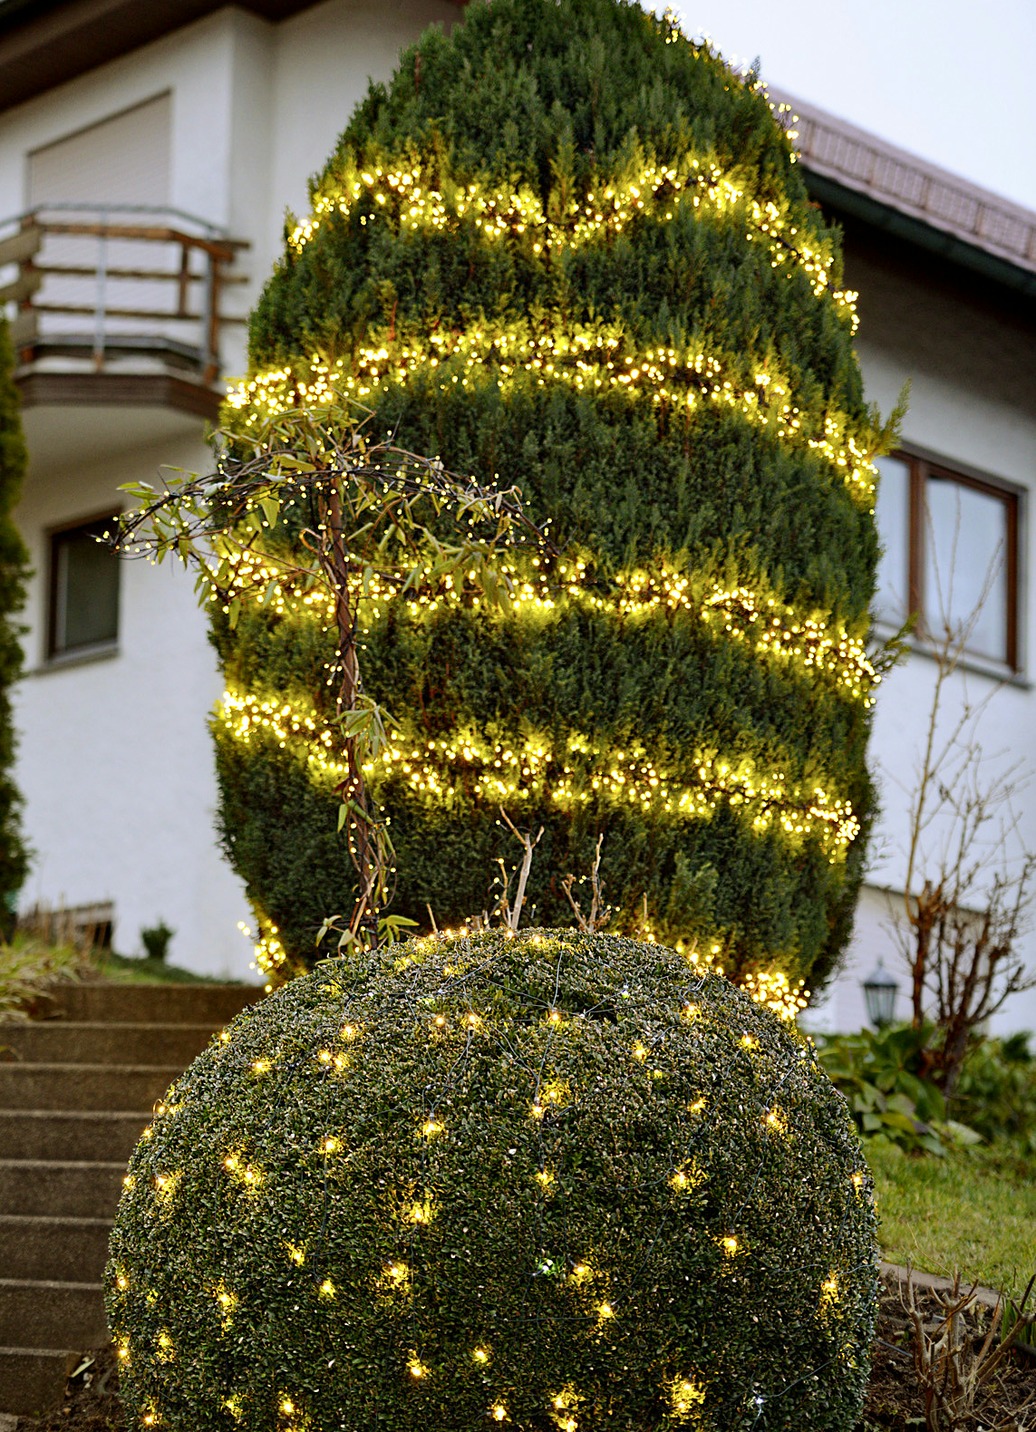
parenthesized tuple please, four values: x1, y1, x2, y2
(12, 1274, 1035, 1431)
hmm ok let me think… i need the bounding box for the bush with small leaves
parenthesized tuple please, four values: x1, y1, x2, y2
(107, 930, 878, 1430)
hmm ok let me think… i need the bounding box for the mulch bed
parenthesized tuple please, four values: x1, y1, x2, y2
(13, 1272, 1036, 1431)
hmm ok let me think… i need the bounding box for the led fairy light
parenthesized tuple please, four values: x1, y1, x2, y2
(227, 335, 877, 505)
(214, 687, 859, 856)
(214, 546, 878, 705)
(107, 930, 877, 1429)
(283, 144, 854, 326)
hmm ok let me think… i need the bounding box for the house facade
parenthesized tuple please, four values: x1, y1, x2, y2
(1, 0, 1034, 1029)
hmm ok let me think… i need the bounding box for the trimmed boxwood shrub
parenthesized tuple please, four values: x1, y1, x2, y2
(214, 0, 883, 990)
(107, 930, 878, 1430)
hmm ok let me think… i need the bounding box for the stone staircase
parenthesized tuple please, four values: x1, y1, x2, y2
(0, 981, 262, 1418)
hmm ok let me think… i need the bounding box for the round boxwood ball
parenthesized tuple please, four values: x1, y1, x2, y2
(106, 930, 877, 1431)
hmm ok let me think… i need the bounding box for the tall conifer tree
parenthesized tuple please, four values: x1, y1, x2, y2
(0, 317, 30, 927)
(217, 0, 884, 995)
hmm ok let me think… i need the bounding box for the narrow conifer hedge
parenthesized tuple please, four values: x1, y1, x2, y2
(0, 318, 30, 926)
(215, 0, 883, 990)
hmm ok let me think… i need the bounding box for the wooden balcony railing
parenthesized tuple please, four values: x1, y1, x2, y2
(0, 204, 248, 389)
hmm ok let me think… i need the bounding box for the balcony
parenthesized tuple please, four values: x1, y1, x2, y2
(0, 203, 249, 425)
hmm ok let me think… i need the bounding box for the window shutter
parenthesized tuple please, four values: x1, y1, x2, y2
(27, 92, 171, 208)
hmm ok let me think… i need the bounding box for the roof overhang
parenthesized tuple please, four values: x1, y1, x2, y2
(0, 0, 467, 116)
(771, 88, 1036, 301)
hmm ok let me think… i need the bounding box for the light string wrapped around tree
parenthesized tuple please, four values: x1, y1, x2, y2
(212, 0, 891, 993)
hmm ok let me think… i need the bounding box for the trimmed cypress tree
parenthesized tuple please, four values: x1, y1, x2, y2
(0, 318, 30, 928)
(217, 0, 884, 995)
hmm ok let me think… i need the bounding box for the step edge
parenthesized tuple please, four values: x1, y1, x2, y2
(0, 1109, 152, 1119)
(0, 1159, 130, 1171)
(0, 1064, 186, 1073)
(1, 1022, 230, 1032)
(0, 1279, 104, 1293)
(0, 1215, 113, 1227)
(0, 1345, 89, 1356)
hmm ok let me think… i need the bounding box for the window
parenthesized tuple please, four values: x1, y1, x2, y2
(874, 451, 1020, 670)
(48, 515, 120, 659)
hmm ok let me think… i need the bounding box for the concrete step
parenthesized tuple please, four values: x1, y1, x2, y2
(0, 1021, 219, 1067)
(0, 1064, 181, 1112)
(0, 1216, 112, 1283)
(0, 1283, 106, 1360)
(0, 1109, 147, 1162)
(0, 1161, 126, 1219)
(0, 1348, 81, 1418)
(40, 983, 261, 1026)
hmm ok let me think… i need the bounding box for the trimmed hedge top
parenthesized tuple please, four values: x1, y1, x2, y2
(108, 929, 878, 1430)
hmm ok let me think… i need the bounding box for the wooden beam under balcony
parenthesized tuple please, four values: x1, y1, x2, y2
(15, 369, 223, 421)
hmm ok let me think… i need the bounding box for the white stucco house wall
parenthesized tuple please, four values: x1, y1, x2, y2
(1, 0, 1034, 1028)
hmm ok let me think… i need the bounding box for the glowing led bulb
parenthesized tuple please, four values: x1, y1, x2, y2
(318, 1279, 336, 1298)
(597, 1301, 615, 1321)
(720, 1235, 739, 1257)
(280, 1398, 295, 1415)
(407, 1358, 428, 1379)
(421, 1118, 444, 1138)
(472, 1346, 490, 1364)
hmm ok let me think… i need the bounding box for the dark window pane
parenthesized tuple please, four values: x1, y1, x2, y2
(52, 519, 119, 654)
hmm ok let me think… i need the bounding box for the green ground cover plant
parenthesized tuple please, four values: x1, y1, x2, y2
(0, 934, 87, 1018)
(814, 1024, 981, 1157)
(106, 929, 878, 1431)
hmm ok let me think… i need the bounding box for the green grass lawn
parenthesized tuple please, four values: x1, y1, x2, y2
(89, 950, 243, 985)
(868, 1139, 1036, 1297)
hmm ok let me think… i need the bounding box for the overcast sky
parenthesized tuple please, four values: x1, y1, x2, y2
(660, 0, 1036, 213)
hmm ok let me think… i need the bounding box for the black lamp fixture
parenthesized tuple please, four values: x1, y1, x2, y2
(862, 958, 898, 1029)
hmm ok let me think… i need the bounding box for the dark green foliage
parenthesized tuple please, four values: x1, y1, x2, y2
(0, 318, 29, 926)
(815, 1023, 982, 1157)
(219, 0, 882, 987)
(955, 1034, 1036, 1153)
(107, 929, 878, 1430)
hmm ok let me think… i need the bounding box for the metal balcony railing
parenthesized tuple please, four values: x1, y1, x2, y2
(0, 203, 248, 386)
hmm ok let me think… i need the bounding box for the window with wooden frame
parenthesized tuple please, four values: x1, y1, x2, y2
(47, 514, 120, 660)
(874, 451, 1021, 671)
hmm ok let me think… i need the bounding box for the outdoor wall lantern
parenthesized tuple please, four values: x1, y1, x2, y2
(862, 959, 899, 1029)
